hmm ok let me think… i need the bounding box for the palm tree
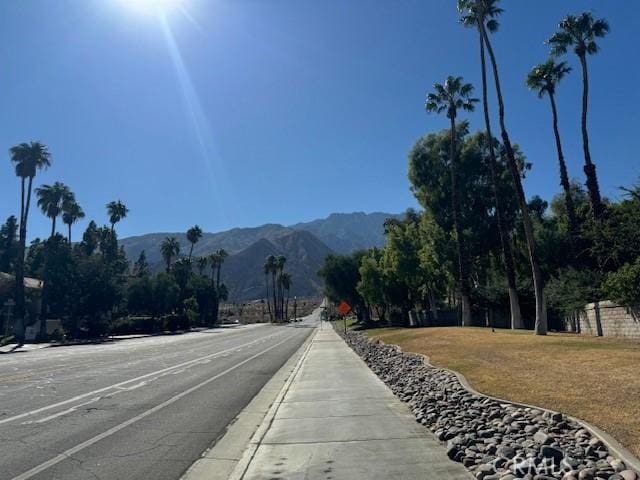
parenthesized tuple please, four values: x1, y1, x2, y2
(265, 255, 278, 320)
(527, 59, 580, 252)
(62, 200, 85, 244)
(106, 200, 129, 235)
(458, 0, 547, 335)
(426, 76, 478, 327)
(459, 0, 523, 329)
(9, 142, 52, 340)
(36, 182, 74, 239)
(160, 237, 180, 272)
(186, 225, 203, 261)
(263, 261, 273, 322)
(280, 272, 292, 320)
(196, 256, 209, 276)
(547, 12, 609, 219)
(208, 252, 220, 284)
(275, 255, 287, 320)
(212, 249, 227, 288)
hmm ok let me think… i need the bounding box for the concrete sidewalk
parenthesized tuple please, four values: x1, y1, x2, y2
(233, 324, 472, 480)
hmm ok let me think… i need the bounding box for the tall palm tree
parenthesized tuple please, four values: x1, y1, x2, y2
(208, 252, 220, 284)
(458, 0, 547, 335)
(106, 200, 129, 235)
(214, 249, 228, 289)
(196, 256, 209, 276)
(36, 182, 74, 238)
(62, 199, 85, 244)
(265, 255, 278, 321)
(9, 142, 51, 340)
(547, 12, 609, 219)
(280, 272, 292, 320)
(186, 225, 203, 261)
(426, 76, 478, 327)
(527, 59, 580, 251)
(275, 255, 287, 320)
(263, 261, 273, 322)
(160, 236, 180, 272)
(459, 0, 523, 329)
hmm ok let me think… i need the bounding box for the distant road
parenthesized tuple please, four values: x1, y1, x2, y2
(0, 315, 316, 480)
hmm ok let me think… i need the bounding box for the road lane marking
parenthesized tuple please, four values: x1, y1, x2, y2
(0, 331, 287, 426)
(10, 332, 300, 480)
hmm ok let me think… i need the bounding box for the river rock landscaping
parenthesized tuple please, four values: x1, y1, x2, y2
(339, 329, 638, 480)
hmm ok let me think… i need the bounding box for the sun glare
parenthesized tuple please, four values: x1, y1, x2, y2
(121, 0, 182, 16)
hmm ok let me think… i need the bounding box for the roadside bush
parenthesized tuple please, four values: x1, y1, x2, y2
(111, 316, 161, 335)
(603, 257, 640, 309)
(162, 314, 189, 332)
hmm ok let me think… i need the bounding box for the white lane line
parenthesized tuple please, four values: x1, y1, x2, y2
(0, 331, 286, 426)
(11, 332, 298, 480)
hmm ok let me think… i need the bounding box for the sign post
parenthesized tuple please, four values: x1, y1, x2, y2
(337, 301, 352, 334)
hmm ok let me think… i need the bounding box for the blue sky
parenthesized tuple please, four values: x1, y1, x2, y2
(1, 0, 638, 240)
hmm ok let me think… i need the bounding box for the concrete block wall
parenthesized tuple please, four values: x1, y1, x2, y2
(568, 301, 640, 339)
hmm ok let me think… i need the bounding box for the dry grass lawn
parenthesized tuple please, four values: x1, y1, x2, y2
(365, 326, 640, 457)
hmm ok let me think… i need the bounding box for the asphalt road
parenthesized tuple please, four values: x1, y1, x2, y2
(0, 313, 317, 480)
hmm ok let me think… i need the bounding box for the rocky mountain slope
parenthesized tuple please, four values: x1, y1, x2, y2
(119, 212, 399, 301)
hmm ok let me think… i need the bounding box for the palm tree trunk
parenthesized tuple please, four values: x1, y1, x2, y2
(549, 90, 580, 253)
(14, 178, 28, 345)
(265, 274, 272, 322)
(479, 32, 522, 329)
(578, 53, 604, 219)
(285, 288, 290, 320)
(216, 265, 222, 290)
(51, 217, 56, 239)
(271, 272, 278, 321)
(189, 244, 194, 262)
(481, 24, 547, 335)
(449, 115, 472, 327)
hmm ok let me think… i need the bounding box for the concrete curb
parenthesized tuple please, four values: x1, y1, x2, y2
(362, 336, 640, 473)
(180, 327, 317, 480)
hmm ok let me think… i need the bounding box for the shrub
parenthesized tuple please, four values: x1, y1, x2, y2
(603, 257, 640, 309)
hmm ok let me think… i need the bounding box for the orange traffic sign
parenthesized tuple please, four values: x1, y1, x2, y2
(337, 301, 352, 316)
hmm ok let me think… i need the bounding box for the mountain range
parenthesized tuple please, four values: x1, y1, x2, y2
(119, 212, 401, 301)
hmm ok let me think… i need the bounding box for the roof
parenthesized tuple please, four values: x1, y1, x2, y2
(0, 272, 44, 290)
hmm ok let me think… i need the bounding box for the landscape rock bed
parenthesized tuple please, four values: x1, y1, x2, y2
(339, 329, 638, 480)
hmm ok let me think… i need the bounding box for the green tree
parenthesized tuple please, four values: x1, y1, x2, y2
(81, 221, 100, 256)
(527, 59, 580, 252)
(425, 75, 478, 326)
(127, 275, 154, 316)
(603, 258, 640, 309)
(547, 12, 609, 219)
(458, 0, 547, 334)
(10, 141, 52, 342)
(196, 256, 208, 276)
(319, 252, 370, 324)
(132, 250, 150, 277)
(186, 225, 203, 261)
(0, 216, 19, 274)
(459, 0, 523, 328)
(357, 248, 388, 323)
(106, 200, 129, 234)
(152, 272, 180, 316)
(160, 237, 180, 273)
